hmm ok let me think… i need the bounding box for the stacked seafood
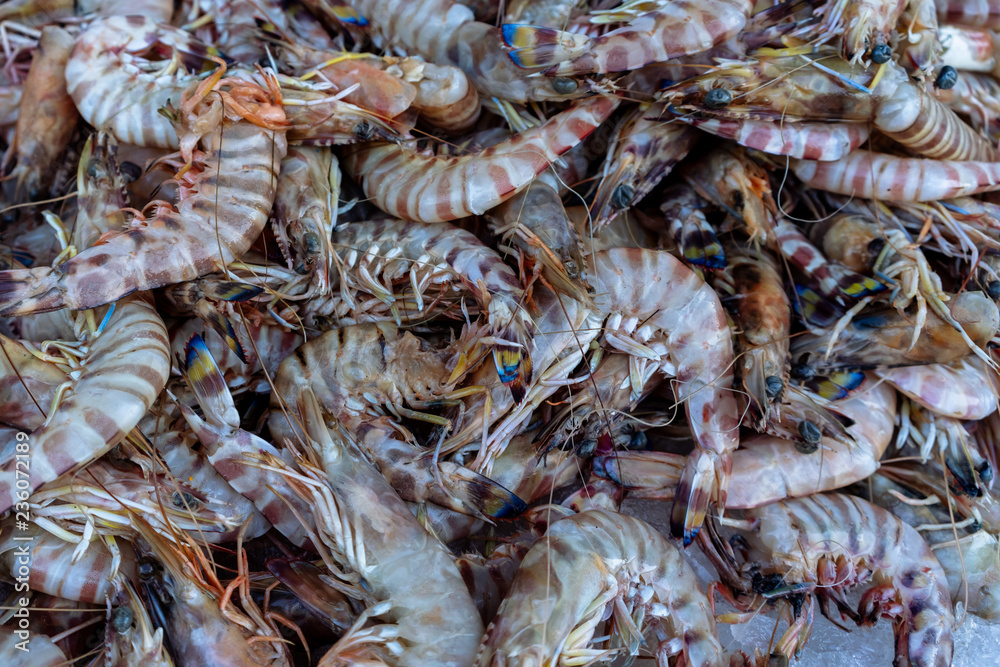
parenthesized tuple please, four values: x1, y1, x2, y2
(0, 0, 999, 664)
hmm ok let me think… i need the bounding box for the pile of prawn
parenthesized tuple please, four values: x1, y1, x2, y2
(0, 0, 999, 665)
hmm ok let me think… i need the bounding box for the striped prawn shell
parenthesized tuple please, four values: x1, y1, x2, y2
(0, 112, 286, 315)
(881, 88, 1000, 162)
(684, 116, 869, 161)
(206, 428, 318, 549)
(340, 95, 618, 222)
(937, 0, 1000, 30)
(66, 16, 217, 149)
(792, 151, 1000, 201)
(748, 494, 953, 667)
(1, 526, 139, 603)
(876, 357, 1000, 420)
(347, 0, 476, 63)
(588, 248, 739, 460)
(411, 61, 481, 133)
(343, 0, 580, 101)
(476, 509, 724, 666)
(334, 218, 525, 305)
(773, 218, 880, 306)
(935, 72, 1000, 131)
(544, 0, 753, 75)
(0, 296, 170, 513)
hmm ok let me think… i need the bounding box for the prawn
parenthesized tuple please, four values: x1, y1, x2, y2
(877, 357, 1000, 420)
(0, 522, 138, 604)
(702, 493, 953, 666)
(595, 378, 897, 509)
(7, 25, 76, 199)
(269, 389, 484, 667)
(790, 289, 1000, 371)
(477, 509, 724, 666)
(65, 16, 223, 150)
(792, 150, 1000, 201)
(805, 0, 908, 63)
(273, 146, 339, 297)
(0, 296, 170, 514)
(666, 54, 999, 162)
(330, 219, 537, 400)
(865, 471, 1000, 622)
(587, 248, 738, 543)
(590, 104, 699, 231)
(134, 517, 290, 666)
(677, 115, 871, 161)
(0, 67, 288, 315)
(267, 322, 524, 519)
(335, 0, 585, 102)
(178, 334, 318, 549)
(501, 0, 754, 76)
(339, 95, 618, 223)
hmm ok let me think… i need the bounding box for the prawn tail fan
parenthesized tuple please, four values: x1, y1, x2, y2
(501, 24, 590, 70)
(670, 449, 730, 546)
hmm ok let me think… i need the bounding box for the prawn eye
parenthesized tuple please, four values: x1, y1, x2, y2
(986, 280, 1000, 301)
(795, 421, 821, 452)
(563, 259, 579, 279)
(790, 361, 816, 382)
(137, 557, 159, 582)
(120, 161, 142, 183)
(171, 491, 198, 508)
(764, 375, 784, 400)
(552, 77, 578, 95)
(354, 121, 374, 141)
(576, 438, 598, 457)
(112, 606, 134, 634)
(303, 231, 322, 256)
(704, 88, 732, 109)
(935, 65, 958, 90)
(629, 430, 648, 450)
(611, 183, 635, 209)
(870, 43, 892, 64)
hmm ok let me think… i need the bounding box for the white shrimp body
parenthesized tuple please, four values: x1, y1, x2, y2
(877, 357, 999, 420)
(65, 16, 218, 149)
(594, 379, 897, 509)
(477, 509, 724, 666)
(588, 248, 738, 543)
(0, 296, 170, 513)
(340, 96, 618, 222)
(793, 151, 1000, 201)
(740, 494, 953, 667)
(682, 116, 870, 161)
(285, 391, 484, 667)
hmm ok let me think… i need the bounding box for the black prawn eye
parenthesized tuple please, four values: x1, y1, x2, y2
(171, 490, 198, 508)
(552, 77, 578, 95)
(764, 375, 784, 400)
(935, 65, 958, 90)
(870, 43, 892, 64)
(795, 421, 822, 452)
(611, 183, 635, 210)
(112, 606, 134, 634)
(704, 88, 733, 109)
